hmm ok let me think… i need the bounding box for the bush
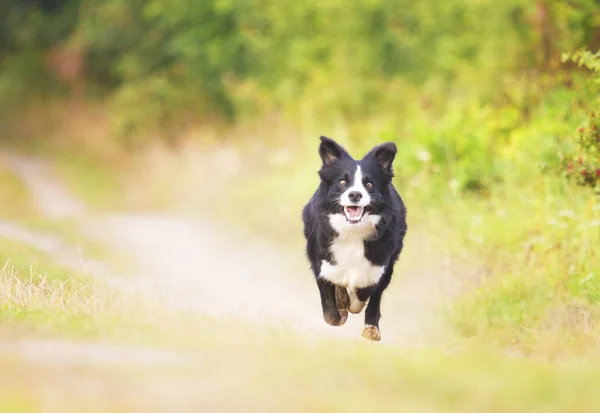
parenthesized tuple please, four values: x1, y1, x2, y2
(560, 49, 600, 192)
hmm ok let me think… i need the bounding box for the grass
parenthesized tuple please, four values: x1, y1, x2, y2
(0, 236, 116, 339)
(1, 242, 600, 413)
(0, 236, 160, 342)
(0, 261, 99, 336)
(440, 173, 600, 358)
(1, 186, 600, 412)
(9, 122, 600, 360)
(172, 138, 600, 359)
(3, 102, 600, 410)
(0, 236, 222, 346)
(3, 321, 600, 412)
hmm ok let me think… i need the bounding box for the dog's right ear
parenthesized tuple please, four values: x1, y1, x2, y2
(319, 136, 347, 166)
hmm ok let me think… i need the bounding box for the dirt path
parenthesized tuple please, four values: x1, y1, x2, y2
(0, 151, 457, 349)
(0, 152, 85, 220)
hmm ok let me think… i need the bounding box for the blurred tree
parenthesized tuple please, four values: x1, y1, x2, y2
(1, 0, 600, 146)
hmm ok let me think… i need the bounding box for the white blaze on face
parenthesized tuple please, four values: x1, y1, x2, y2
(340, 165, 370, 207)
(339, 165, 371, 223)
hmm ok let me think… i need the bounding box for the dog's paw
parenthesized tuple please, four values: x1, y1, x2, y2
(335, 286, 350, 311)
(348, 300, 367, 314)
(361, 325, 381, 341)
(337, 309, 348, 326)
(347, 290, 367, 314)
(323, 308, 348, 327)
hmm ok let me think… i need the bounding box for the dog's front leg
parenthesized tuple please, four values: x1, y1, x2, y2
(316, 278, 348, 326)
(348, 285, 377, 314)
(360, 269, 393, 341)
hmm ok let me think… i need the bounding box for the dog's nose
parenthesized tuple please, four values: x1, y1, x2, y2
(348, 191, 362, 203)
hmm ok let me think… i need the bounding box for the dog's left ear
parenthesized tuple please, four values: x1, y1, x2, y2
(368, 142, 397, 173)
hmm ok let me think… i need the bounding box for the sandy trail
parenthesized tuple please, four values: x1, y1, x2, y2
(0, 152, 86, 220)
(0, 151, 456, 353)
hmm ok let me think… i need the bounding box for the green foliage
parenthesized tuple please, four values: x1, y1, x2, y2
(4, 0, 600, 145)
(80, 0, 251, 142)
(560, 48, 600, 191)
(0, 1, 82, 51)
(562, 120, 600, 189)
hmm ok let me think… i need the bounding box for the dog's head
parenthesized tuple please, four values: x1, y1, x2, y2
(317, 136, 397, 227)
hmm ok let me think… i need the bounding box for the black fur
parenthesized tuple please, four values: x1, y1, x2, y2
(302, 136, 407, 340)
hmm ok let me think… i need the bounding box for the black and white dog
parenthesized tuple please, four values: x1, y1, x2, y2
(302, 136, 407, 341)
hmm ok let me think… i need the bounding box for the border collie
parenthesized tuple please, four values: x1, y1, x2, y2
(302, 136, 407, 341)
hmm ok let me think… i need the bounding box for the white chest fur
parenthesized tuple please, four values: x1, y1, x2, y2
(319, 213, 385, 290)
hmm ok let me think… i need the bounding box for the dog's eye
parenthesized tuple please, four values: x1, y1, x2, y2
(339, 179, 347, 186)
(366, 182, 373, 188)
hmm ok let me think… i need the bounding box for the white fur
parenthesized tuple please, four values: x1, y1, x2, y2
(319, 213, 384, 290)
(340, 166, 370, 207)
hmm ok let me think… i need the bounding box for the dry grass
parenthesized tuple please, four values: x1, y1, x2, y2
(0, 235, 168, 343)
(0, 258, 120, 339)
(0, 260, 95, 313)
(1, 233, 600, 413)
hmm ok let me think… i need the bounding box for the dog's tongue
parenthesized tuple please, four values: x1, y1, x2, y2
(345, 206, 363, 220)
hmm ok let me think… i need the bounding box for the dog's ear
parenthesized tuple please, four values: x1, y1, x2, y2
(367, 142, 397, 173)
(319, 136, 348, 166)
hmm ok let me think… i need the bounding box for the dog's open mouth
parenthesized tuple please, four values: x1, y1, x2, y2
(343, 206, 365, 223)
